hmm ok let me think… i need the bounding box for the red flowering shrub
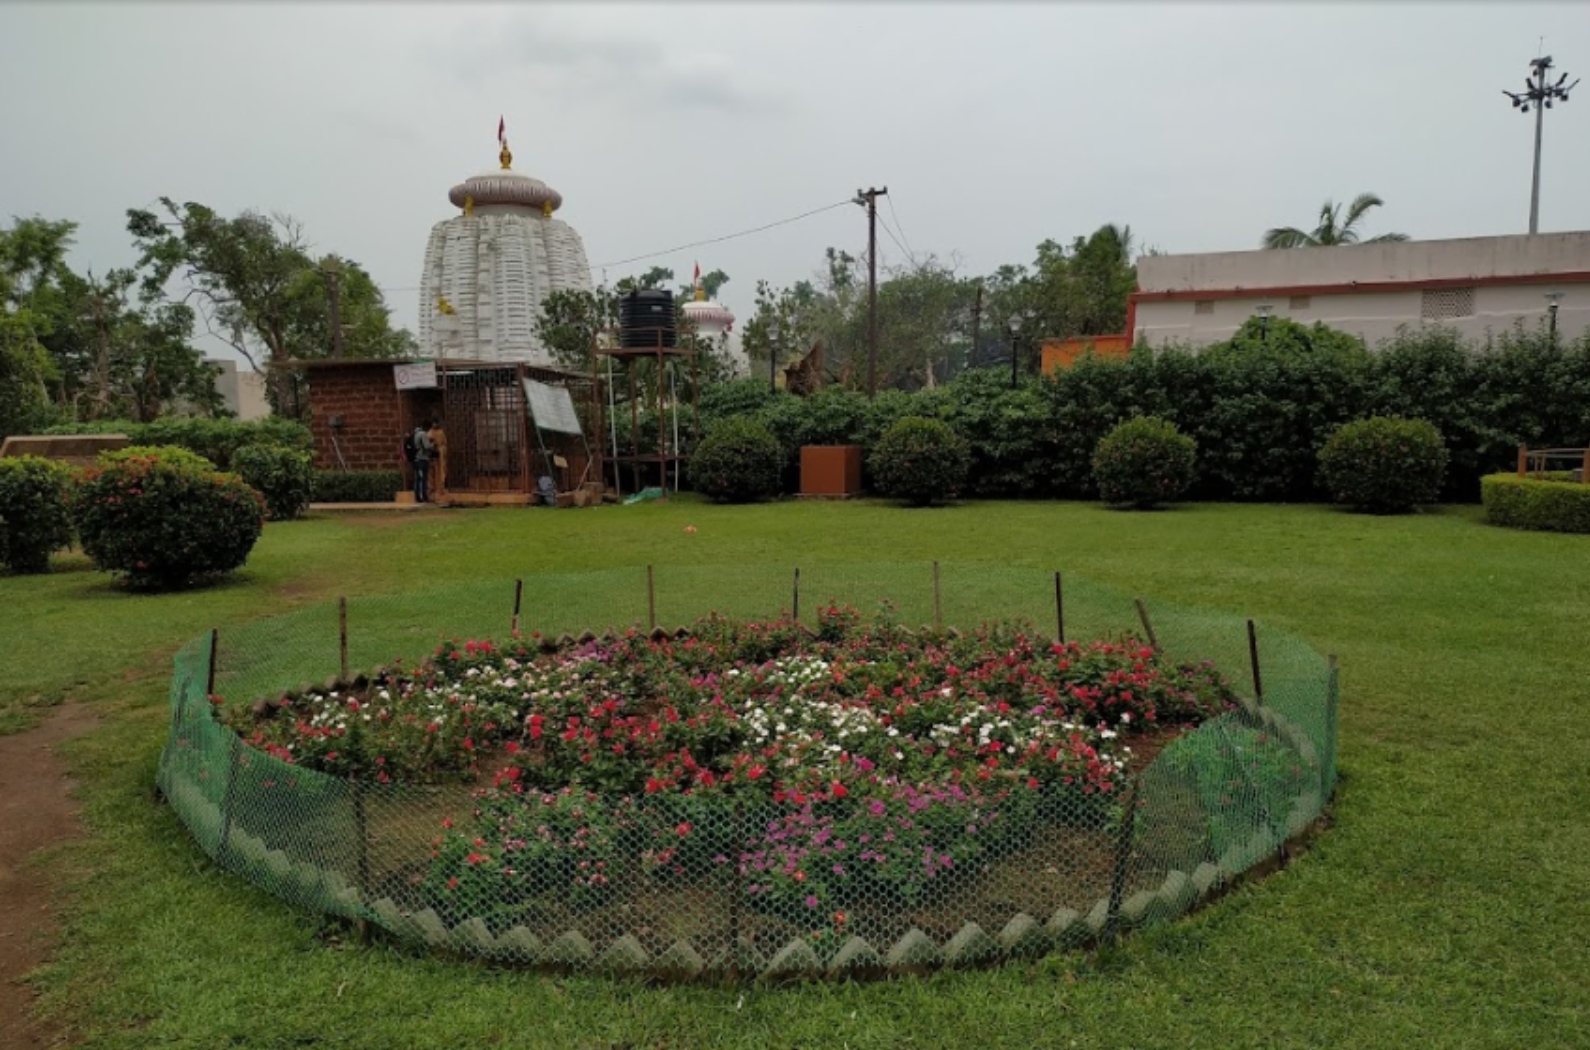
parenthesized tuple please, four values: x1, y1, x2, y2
(73, 448, 265, 588)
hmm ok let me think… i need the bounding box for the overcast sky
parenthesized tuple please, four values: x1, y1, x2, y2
(4, 2, 1588, 366)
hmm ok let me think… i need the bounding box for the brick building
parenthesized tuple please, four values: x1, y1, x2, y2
(297, 358, 597, 505)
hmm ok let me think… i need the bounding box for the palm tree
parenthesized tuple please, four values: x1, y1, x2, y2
(1262, 193, 1408, 249)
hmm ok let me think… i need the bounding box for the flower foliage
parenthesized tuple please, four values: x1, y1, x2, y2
(73, 448, 265, 588)
(230, 608, 1235, 924)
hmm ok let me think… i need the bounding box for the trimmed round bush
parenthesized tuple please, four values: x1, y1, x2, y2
(688, 417, 783, 502)
(0, 456, 76, 574)
(74, 448, 265, 589)
(869, 417, 971, 506)
(1481, 473, 1590, 533)
(233, 443, 314, 520)
(1317, 416, 1447, 513)
(1092, 416, 1197, 509)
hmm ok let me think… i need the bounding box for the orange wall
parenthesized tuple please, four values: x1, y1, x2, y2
(1040, 334, 1131, 374)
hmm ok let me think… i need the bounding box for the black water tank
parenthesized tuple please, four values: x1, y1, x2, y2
(618, 289, 675, 349)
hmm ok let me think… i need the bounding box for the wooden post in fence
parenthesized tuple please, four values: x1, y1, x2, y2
(932, 561, 942, 631)
(1248, 619, 1265, 707)
(511, 578, 524, 637)
(206, 627, 219, 698)
(1106, 775, 1141, 940)
(338, 596, 349, 682)
(1134, 598, 1158, 650)
(646, 565, 657, 631)
(1518, 445, 1528, 478)
(792, 566, 801, 625)
(1054, 572, 1065, 645)
(1582, 448, 1590, 485)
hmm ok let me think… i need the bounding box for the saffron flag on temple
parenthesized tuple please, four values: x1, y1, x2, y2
(498, 116, 506, 143)
(693, 261, 701, 286)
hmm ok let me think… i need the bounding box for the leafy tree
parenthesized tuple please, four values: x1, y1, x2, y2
(1263, 193, 1408, 249)
(1, 216, 219, 427)
(126, 199, 413, 415)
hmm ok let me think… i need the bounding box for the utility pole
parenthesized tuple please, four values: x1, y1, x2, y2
(323, 256, 345, 358)
(1503, 55, 1577, 234)
(855, 186, 888, 396)
(969, 280, 984, 370)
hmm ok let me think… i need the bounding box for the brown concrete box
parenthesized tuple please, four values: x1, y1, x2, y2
(800, 445, 863, 498)
(0, 434, 130, 469)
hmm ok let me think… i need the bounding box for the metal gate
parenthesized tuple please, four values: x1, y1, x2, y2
(440, 367, 529, 494)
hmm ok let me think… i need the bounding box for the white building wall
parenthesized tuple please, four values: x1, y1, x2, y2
(1133, 231, 1590, 349)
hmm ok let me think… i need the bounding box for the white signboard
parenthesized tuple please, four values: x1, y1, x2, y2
(394, 361, 438, 390)
(522, 378, 583, 435)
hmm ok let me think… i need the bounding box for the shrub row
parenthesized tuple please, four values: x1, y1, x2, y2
(1481, 474, 1590, 534)
(688, 322, 1590, 502)
(312, 470, 403, 504)
(42, 417, 310, 470)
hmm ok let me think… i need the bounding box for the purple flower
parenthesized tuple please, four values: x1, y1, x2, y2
(805, 895, 818, 909)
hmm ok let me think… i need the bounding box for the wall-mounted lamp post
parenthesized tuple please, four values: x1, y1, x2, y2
(768, 322, 781, 394)
(1008, 314, 1025, 389)
(1545, 290, 1564, 343)
(1255, 303, 1274, 344)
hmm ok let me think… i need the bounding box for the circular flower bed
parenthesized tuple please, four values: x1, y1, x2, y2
(229, 605, 1238, 935)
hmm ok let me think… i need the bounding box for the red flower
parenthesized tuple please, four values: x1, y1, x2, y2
(465, 852, 487, 865)
(675, 822, 692, 837)
(830, 782, 848, 799)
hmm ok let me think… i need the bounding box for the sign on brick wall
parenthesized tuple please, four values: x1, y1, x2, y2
(394, 361, 438, 390)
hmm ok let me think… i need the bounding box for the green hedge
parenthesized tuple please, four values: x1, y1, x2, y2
(1318, 416, 1448, 513)
(0, 456, 76, 574)
(1092, 416, 1197, 509)
(42, 417, 309, 470)
(1480, 474, 1590, 534)
(312, 470, 403, 504)
(686, 322, 1590, 503)
(688, 418, 783, 503)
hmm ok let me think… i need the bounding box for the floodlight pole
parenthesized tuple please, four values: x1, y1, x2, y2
(1503, 55, 1578, 235)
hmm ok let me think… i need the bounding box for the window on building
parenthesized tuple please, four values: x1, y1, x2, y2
(1194, 300, 1214, 315)
(1421, 288, 1475, 321)
(1289, 295, 1312, 311)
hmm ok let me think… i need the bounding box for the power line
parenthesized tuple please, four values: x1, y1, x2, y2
(590, 199, 855, 271)
(885, 192, 915, 260)
(876, 212, 915, 267)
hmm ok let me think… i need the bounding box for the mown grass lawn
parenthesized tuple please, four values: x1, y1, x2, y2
(7, 497, 1590, 1049)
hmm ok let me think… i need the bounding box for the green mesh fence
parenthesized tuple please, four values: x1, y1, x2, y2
(156, 564, 1338, 981)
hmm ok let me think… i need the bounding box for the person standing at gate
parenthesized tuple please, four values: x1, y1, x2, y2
(412, 421, 433, 502)
(427, 418, 449, 502)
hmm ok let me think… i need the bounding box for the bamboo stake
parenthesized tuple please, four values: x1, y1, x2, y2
(646, 564, 657, 630)
(338, 596, 349, 682)
(1134, 597, 1158, 650)
(511, 578, 524, 637)
(1248, 619, 1264, 706)
(932, 561, 942, 631)
(1054, 572, 1065, 644)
